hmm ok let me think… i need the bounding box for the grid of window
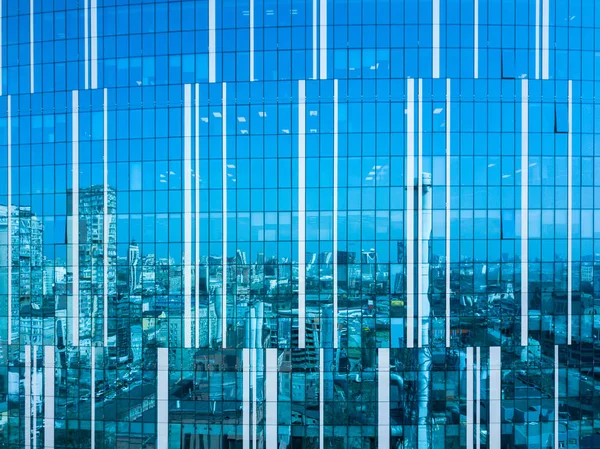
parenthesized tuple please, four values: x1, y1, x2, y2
(0, 1, 598, 448)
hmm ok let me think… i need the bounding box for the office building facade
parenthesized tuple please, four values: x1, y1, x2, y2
(0, 0, 597, 448)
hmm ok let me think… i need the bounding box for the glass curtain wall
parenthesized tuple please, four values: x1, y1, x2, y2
(0, 1, 595, 449)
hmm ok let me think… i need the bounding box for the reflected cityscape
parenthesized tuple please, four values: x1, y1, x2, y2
(1, 178, 597, 447)
(0, 0, 598, 449)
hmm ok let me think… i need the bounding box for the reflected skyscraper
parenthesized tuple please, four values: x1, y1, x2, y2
(0, 206, 43, 346)
(67, 186, 117, 346)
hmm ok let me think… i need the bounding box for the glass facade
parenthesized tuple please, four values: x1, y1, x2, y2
(0, 0, 598, 448)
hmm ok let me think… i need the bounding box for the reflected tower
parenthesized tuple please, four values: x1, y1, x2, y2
(417, 172, 433, 449)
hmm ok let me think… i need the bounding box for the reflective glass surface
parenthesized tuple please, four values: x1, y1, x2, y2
(0, 0, 598, 448)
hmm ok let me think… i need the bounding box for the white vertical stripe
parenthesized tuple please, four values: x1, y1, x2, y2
(432, 0, 440, 78)
(466, 347, 474, 449)
(298, 79, 306, 349)
(474, 0, 479, 79)
(250, 309, 257, 449)
(90, 348, 96, 449)
(184, 84, 192, 349)
(417, 78, 423, 348)
(406, 79, 415, 348)
(29, 0, 34, 93)
(249, 0, 254, 81)
(554, 345, 559, 449)
(475, 347, 481, 449)
(25, 345, 31, 449)
(103, 88, 108, 347)
(91, 0, 98, 89)
(312, 0, 317, 79)
(319, 0, 327, 79)
(542, 0, 549, 79)
(535, 0, 540, 79)
(319, 347, 324, 449)
(489, 347, 501, 449)
(209, 0, 216, 83)
(72, 91, 80, 347)
(265, 349, 278, 449)
(195, 83, 200, 348)
(378, 348, 390, 449)
(253, 348, 258, 448)
(44, 345, 55, 449)
(157, 348, 169, 449)
(567, 80, 572, 345)
(32, 346, 37, 449)
(243, 348, 250, 449)
(6, 95, 11, 343)
(84, 0, 89, 90)
(221, 83, 227, 348)
(333, 79, 338, 349)
(445, 78, 451, 348)
(521, 80, 529, 347)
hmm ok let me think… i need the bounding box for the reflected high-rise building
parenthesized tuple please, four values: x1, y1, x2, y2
(0, 205, 43, 346)
(67, 186, 117, 346)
